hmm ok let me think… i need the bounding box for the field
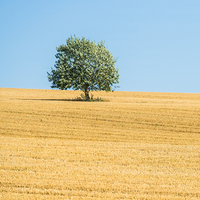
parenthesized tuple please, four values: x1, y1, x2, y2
(0, 88, 200, 199)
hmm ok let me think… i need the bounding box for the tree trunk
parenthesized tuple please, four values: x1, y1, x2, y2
(84, 85, 90, 100)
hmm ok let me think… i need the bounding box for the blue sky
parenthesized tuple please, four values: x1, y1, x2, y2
(0, 0, 200, 93)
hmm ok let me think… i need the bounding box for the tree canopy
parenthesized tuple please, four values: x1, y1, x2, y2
(47, 36, 119, 100)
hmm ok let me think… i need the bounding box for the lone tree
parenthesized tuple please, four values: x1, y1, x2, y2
(47, 36, 120, 100)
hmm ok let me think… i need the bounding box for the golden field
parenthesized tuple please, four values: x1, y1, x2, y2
(0, 88, 200, 199)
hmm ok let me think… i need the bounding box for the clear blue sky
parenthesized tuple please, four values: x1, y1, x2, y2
(1, 0, 200, 93)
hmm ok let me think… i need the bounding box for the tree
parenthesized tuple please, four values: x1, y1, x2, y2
(47, 35, 120, 100)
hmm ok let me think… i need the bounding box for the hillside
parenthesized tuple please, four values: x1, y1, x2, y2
(0, 88, 200, 199)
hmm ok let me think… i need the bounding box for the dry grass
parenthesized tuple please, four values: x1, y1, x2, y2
(0, 88, 200, 199)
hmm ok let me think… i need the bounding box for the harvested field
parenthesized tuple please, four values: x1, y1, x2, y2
(0, 88, 200, 199)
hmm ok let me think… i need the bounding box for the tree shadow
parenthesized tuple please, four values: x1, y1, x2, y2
(20, 98, 86, 102)
(19, 97, 107, 102)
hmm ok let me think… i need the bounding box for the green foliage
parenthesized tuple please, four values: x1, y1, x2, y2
(47, 35, 120, 100)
